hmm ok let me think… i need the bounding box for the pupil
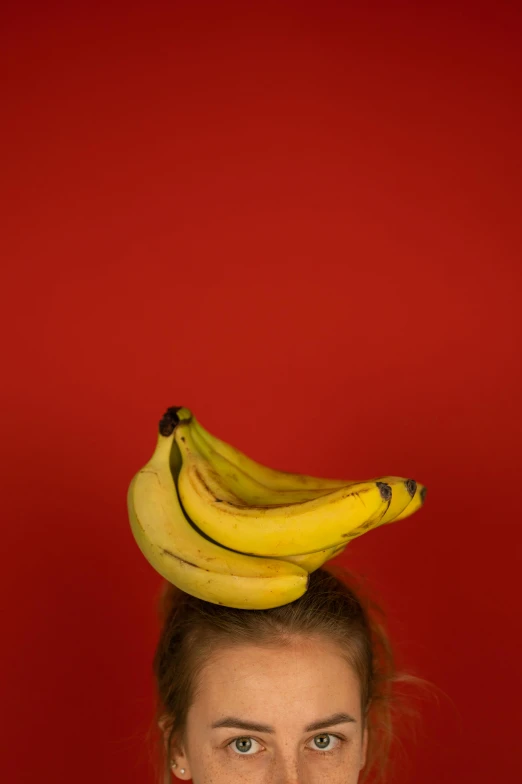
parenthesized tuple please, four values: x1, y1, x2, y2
(316, 734, 329, 748)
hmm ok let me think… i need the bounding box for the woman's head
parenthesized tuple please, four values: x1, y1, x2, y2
(150, 566, 415, 783)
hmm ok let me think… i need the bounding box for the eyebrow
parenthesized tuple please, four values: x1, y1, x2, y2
(211, 712, 357, 734)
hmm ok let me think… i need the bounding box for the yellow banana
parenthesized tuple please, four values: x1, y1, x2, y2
(177, 410, 427, 525)
(174, 421, 393, 557)
(188, 418, 345, 505)
(391, 482, 427, 521)
(185, 415, 348, 571)
(180, 410, 425, 549)
(128, 406, 427, 599)
(334, 475, 422, 543)
(376, 476, 420, 524)
(276, 542, 345, 573)
(183, 418, 345, 571)
(176, 406, 349, 493)
(277, 478, 420, 569)
(127, 409, 309, 609)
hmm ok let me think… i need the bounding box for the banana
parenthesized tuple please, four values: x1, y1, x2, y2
(174, 421, 394, 557)
(275, 543, 345, 573)
(176, 406, 350, 493)
(378, 476, 421, 524)
(128, 405, 427, 602)
(333, 475, 421, 543)
(188, 418, 345, 505)
(177, 409, 425, 563)
(391, 482, 427, 522)
(185, 416, 347, 572)
(275, 478, 420, 570)
(182, 410, 425, 531)
(127, 409, 309, 610)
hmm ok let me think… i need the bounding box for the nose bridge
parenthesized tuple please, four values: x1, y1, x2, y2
(273, 742, 310, 784)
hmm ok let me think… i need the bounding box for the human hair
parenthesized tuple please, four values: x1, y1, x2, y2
(146, 564, 432, 783)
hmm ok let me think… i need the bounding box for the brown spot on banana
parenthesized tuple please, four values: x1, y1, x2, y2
(160, 549, 207, 570)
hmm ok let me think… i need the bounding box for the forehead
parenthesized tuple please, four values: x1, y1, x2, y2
(190, 637, 362, 722)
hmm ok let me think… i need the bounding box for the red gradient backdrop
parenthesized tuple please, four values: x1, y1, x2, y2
(2, 2, 521, 782)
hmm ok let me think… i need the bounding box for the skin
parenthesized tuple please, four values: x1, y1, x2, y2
(163, 635, 369, 783)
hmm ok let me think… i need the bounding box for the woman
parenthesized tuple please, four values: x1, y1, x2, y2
(150, 564, 423, 783)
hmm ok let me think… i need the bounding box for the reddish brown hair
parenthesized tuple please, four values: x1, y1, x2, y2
(147, 564, 432, 783)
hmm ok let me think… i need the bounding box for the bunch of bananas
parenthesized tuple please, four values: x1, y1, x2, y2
(127, 406, 427, 610)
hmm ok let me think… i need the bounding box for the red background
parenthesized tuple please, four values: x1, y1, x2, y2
(2, 2, 521, 782)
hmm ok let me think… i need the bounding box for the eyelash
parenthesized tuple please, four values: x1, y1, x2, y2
(226, 733, 345, 759)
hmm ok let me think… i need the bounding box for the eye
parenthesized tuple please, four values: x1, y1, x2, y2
(227, 736, 263, 756)
(226, 732, 344, 759)
(307, 733, 343, 754)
